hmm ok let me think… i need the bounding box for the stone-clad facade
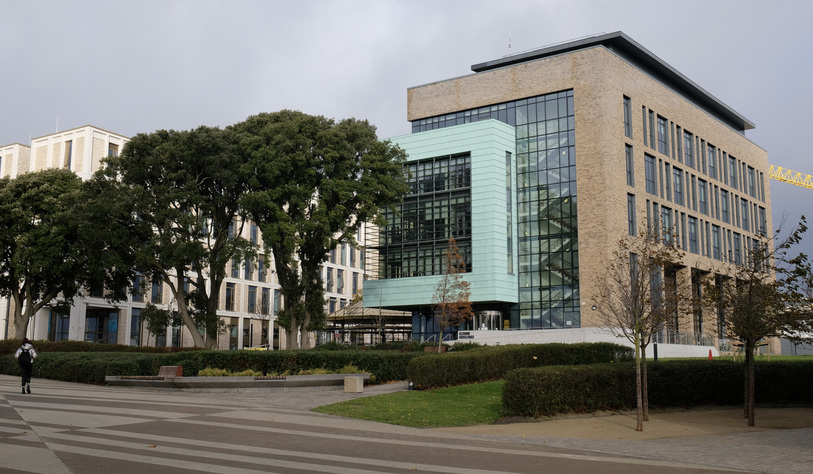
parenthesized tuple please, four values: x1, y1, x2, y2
(372, 32, 772, 353)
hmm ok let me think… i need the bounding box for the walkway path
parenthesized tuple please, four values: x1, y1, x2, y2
(1, 375, 809, 473)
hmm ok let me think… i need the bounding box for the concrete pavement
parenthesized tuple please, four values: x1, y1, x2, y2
(0, 375, 809, 473)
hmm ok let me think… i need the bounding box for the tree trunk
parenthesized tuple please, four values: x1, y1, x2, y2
(635, 338, 643, 431)
(300, 311, 312, 350)
(641, 345, 649, 422)
(11, 294, 29, 340)
(745, 342, 756, 426)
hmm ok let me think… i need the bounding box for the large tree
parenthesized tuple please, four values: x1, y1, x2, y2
(235, 110, 409, 350)
(0, 169, 124, 338)
(593, 226, 687, 431)
(432, 237, 473, 351)
(700, 216, 812, 426)
(97, 125, 257, 348)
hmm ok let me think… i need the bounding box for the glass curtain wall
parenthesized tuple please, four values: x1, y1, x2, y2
(412, 90, 579, 329)
(378, 153, 472, 278)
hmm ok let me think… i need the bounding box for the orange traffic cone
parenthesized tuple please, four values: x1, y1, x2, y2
(708, 349, 713, 360)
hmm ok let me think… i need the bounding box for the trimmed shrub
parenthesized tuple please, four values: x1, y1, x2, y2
(1, 349, 423, 385)
(407, 342, 633, 389)
(502, 359, 813, 417)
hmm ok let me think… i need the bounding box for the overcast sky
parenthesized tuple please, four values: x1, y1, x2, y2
(2, 0, 811, 254)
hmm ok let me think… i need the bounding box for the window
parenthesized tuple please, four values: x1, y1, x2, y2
(675, 126, 683, 163)
(231, 258, 240, 278)
(340, 243, 347, 265)
(625, 145, 634, 186)
(132, 274, 145, 302)
(108, 143, 119, 157)
(64, 140, 73, 169)
(250, 224, 258, 244)
(759, 206, 767, 236)
(707, 144, 717, 179)
(225, 283, 235, 311)
(712, 225, 721, 260)
(247, 286, 257, 313)
(657, 116, 669, 155)
(741, 199, 750, 232)
(720, 189, 730, 223)
(642, 106, 648, 146)
(627, 194, 637, 236)
(683, 131, 694, 168)
(326, 268, 334, 292)
(648, 110, 656, 149)
(729, 156, 738, 190)
(673, 168, 684, 206)
(352, 272, 359, 295)
(698, 179, 708, 215)
(258, 257, 266, 282)
(244, 259, 252, 280)
(151, 280, 163, 304)
(661, 206, 673, 243)
(85, 309, 118, 344)
(273, 289, 281, 314)
(337, 269, 344, 293)
(261, 288, 270, 315)
(645, 154, 657, 194)
(688, 217, 698, 254)
(330, 248, 336, 264)
(130, 309, 141, 346)
(664, 163, 672, 202)
(623, 96, 633, 138)
(506, 151, 513, 274)
(349, 247, 356, 267)
(733, 232, 742, 265)
(747, 167, 756, 198)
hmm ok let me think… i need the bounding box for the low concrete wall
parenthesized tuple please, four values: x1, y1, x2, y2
(105, 373, 371, 392)
(454, 328, 719, 358)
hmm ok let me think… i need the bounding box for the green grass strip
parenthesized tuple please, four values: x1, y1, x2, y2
(313, 380, 505, 427)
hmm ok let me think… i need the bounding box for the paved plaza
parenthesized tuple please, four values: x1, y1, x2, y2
(1, 375, 811, 473)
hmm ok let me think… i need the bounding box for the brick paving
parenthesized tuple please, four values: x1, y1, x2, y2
(1, 375, 808, 473)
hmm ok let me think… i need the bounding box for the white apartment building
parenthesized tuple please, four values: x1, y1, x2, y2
(0, 125, 369, 349)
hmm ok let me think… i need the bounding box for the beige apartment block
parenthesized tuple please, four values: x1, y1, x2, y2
(402, 32, 772, 353)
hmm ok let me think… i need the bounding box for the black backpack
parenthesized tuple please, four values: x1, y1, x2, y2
(18, 348, 31, 366)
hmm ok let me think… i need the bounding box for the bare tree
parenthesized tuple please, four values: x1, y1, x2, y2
(700, 216, 812, 426)
(432, 238, 474, 352)
(593, 225, 687, 431)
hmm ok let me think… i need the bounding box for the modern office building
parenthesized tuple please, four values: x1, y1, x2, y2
(0, 126, 369, 349)
(363, 32, 772, 355)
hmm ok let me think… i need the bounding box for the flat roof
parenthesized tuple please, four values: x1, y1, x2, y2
(471, 31, 755, 132)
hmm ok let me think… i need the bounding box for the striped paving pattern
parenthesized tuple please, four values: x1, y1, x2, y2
(1, 376, 730, 473)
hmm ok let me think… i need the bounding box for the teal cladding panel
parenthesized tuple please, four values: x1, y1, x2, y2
(364, 120, 518, 308)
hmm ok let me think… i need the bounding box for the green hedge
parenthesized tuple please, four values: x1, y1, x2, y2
(0, 339, 194, 354)
(0, 349, 423, 385)
(502, 360, 813, 417)
(406, 342, 633, 389)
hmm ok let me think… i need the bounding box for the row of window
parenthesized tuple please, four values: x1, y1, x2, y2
(627, 192, 764, 266)
(623, 97, 765, 203)
(635, 148, 766, 236)
(324, 268, 362, 296)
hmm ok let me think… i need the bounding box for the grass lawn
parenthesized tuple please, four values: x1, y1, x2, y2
(313, 380, 506, 428)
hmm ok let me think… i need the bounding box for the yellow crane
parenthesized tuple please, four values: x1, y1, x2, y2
(769, 165, 813, 190)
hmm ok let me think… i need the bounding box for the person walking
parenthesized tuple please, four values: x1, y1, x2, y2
(15, 338, 37, 394)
